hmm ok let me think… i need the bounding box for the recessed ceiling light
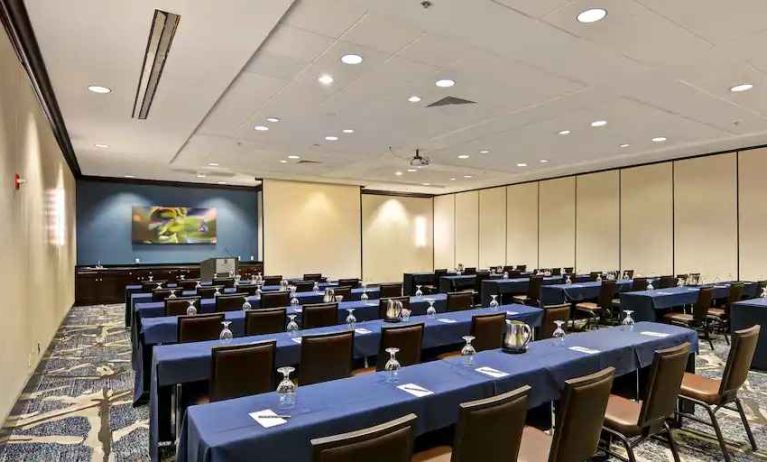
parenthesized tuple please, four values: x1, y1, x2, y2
(280, 159, 288, 163)
(458, 154, 470, 159)
(325, 136, 338, 141)
(254, 125, 269, 131)
(340, 54, 363, 65)
(217, 181, 228, 185)
(342, 129, 354, 134)
(94, 144, 109, 149)
(288, 155, 301, 159)
(124, 175, 135, 178)
(652, 137, 667, 143)
(539, 159, 548, 163)
(619, 143, 630, 148)
(87, 85, 111, 94)
(450, 177, 456, 181)
(730, 83, 754, 93)
(196, 173, 206, 178)
(558, 130, 571, 135)
(463, 175, 473, 179)
(395, 171, 403, 176)
(479, 149, 489, 154)
(435, 79, 455, 88)
(208, 162, 220, 167)
(422, 182, 431, 186)
(408, 95, 421, 103)
(591, 120, 607, 127)
(266, 117, 280, 123)
(407, 168, 417, 173)
(318, 74, 334, 85)
(577, 8, 607, 24)
(517, 163, 528, 167)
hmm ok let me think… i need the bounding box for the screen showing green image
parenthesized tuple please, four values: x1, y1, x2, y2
(132, 206, 217, 244)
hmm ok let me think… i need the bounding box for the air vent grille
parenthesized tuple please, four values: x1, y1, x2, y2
(427, 96, 476, 107)
(132, 10, 181, 119)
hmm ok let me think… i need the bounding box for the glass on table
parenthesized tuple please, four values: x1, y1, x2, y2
(286, 314, 299, 336)
(242, 299, 252, 310)
(219, 321, 233, 343)
(621, 310, 635, 330)
(426, 299, 437, 318)
(186, 300, 197, 316)
(565, 274, 572, 285)
(401, 308, 411, 322)
(646, 278, 655, 291)
(214, 287, 221, 297)
(345, 308, 356, 329)
(461, 335, 476, 366)
(552, 320, 566, 344)
(489, 294, 499, 309)
(290, 286, 299, 305)
(384, 347, 401, 383)
(312, 281, 320, 292)
(168, 289, 177, 299)
(360, 282, 369, 301)
(415, 285, 423, 297)
(277, 366, 297, 409)
(335, 295, 344, 303)
(503, 271, 509, 279)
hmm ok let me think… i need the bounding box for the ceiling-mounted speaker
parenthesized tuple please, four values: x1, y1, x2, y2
(132, 9, 180, 119)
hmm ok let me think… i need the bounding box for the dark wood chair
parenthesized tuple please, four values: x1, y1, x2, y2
(354, 323, 425, 376)
(152, 287, 175, 301)
(422, 269, 447, 295)
(165, 297, 200, 316)
(215, 294, 247, 312)
(601, 343, 690, 462)
(260, 291, 290, 309)
(311, 414, 416, 462)
(708, 283, 744, 344)
(178, 279, 199, 290)
(540, 304, 570, 339)
(235, 284, 259, 296)
(515, 265, 527, 272)
(378, 296, 411, 319)
(299, 331, 354, 386)
(213, 277, 235, 289)
(303, 273, 323, 282)
(658, 275, 677, 289)
(292, 280, 315, 293)
(302, 303, 339, 329)
(518, 367, 615, 461)
(413, 386, 530, 462)
(437, 312, 507, 360)
(512, 275, 544, 307)
(197, 286, 223, 299)
(209, 341, 276, 401)
(332, 286, 352, 301)
(446, 291, 473, 312)
(245, 307, 287, 336)
(463, 267, 477, 275)
(663, 287, 715, 349)
(589, 271, 602, 281)
(142, 280, 166, 292)
(337, 278, 360, 289)
(177, 313, 225, 343)
(575, 279, 617, 329)
(263, 275, 283, 286)
(379, 283, 403, 298)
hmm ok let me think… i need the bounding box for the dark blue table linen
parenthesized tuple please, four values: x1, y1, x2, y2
(731, 297, 767, 371)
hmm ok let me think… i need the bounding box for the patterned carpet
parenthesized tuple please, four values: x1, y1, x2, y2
(0, 303, 764, 461)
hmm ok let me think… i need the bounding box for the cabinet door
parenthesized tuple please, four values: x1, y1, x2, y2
(75, 272, 100, 306)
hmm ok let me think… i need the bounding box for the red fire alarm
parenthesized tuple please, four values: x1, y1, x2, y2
(14, 173, 25, 190)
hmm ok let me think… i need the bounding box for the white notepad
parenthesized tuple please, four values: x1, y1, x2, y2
(249, 409, 287, 428)
(475, 366, 509, 378)
(506, 311, 518, 316)
(640, 331, 670, 338)
(397, 383, 433, 397)
(366, 302, 378, 306)
(354, 328, 372, 335)
(291, 337, 302, 344)
(569, 346, 601, 355)
(437, 318, 457, 323)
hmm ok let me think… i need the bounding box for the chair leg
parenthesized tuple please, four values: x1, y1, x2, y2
(703, 403, 731, 462)
(735, 398, 758, 451)
(664, 421, 681, 462)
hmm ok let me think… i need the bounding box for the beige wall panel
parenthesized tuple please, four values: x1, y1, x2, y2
(0, 32, 76, 422)
(738, 148, 767, 280)
(576, 171, 619, 273)
(674, 154, 738, 280)
(263, 180, 361, 279)
(434, 194, 455, 270)
(455, 191, 480, 268)
(479, 187, 506, 268)
(539, 177, 575, 269)
(621, 163, 673, 277)
(506, 183, 539, 268)
(362, 195, 433, 283)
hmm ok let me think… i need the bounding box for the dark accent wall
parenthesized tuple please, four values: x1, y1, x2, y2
(76, 179, 258, 265)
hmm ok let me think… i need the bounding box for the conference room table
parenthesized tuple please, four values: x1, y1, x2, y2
(175, 322, 697, 462)
(134, 293, 443, 402)
(539, 279, 635, 305)
(731, 297, 767, 371)
(479, 275, 591, 306)
(148, 304, 543, 459)
(619, 282, 758, 322)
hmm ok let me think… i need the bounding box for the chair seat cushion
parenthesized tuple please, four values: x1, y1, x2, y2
(517, 426, 552, 462)
(707, 308, 726, 318)
(680, 372, 721, 405)
(436, 350, 461, 360)
(603, 394, 642, 436)
(663, 312, 693, 323)
(575, 302, 601, 311)
(411, 445, 452, 462)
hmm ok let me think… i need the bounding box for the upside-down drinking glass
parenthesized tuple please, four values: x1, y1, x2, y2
(242, 299, 252, 310)
(565, 274, 572, 285)
(287, 315, 299, 336)
(312, 281, 320, 292)
(461, 336, 476, 365)
(290, 286, 299, 305)
(219, 321, 233, 343)
(346, 308, 356, 329)
(276, 366, 297, 409)
(168, 289, 176, 299)
(647, 278, 655, 291)
(621, 310, 635, 330)
(489, 294, 499, 309)
(401, 308, 411, 322)
(553, 320, 566, 344)
(384, 348, 401, 383)
(415, 285, 423, 297)
(360, 282, 369, 301)
(426, 299, 437, 318)
(186, 300, 197, 316)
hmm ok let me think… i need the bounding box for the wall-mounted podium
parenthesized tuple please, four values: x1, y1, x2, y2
(200, 257, 238, 280)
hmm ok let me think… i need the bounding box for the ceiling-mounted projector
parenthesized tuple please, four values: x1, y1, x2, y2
(409, 149, 430, 167)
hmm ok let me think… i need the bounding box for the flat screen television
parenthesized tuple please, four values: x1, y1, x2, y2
(132, 206, 217, 244)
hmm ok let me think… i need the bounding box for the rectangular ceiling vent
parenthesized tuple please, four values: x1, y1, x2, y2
(427, 96, 476, 107)
(132, 9, 180, 119)
(297, 159, 322, 164)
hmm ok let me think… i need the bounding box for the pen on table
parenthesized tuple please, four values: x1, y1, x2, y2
(259, 415, 292, 419)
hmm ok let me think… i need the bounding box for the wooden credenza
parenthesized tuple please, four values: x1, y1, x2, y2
(74, 261, 264, 306)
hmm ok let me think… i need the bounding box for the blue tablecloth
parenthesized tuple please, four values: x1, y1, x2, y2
(540, 279, 634, 305)
(149, 305, 543, 459)
(731, 297, 767, 371)
(619, 282, 758, 322)
(176, 322, 697, 462)
(134, 294, 444, 403)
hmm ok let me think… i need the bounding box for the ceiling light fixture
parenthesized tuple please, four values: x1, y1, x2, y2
(325, 136, 338, 141)
(463, 175, 473, 179)
(539, 159, 548, 163)
(652, 137, 667, 142)
(288, 155, 301, 159)
(591, 120, 607, 127)
(450, 177, 456, 181)
(318, 74, 334, 85)
(217, 181, 228, 185)
(479, 149, 489, 154)
(280, 159, 288, 163)
(558, 130, 571, 135)
(340, 54, 363, 65)
(196, 173, 206, 178)
(254, 125, 269, 131)
(208, 162, 220, 167)
(124, 175, 135, 178)
(132, 9, 180, 119)
(435, 79, 455, 88)
(342, 129, 354, 134)
(407, 168, 417, 173)
(408, 95, 421, 103)
(619, 143, 630, 148)
(422, 182, 431, 186)
(266, 117, 280, 123)
(94, 144, 109, 149)
(458, 154, 470, 159)
(730, 83, 754, 93)
(88, 85, 111, 94)
(395, 171, 403, 176)
(517, 163, 527, 167)
(577, 8, 607, 24)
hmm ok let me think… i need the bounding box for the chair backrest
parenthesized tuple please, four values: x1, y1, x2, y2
(719, 325, 761, 400)
(589, 271, 601, 281)
(378, 297, 411, 319)
(311, 414, 416, 462)
(658, 275, 676, 289)
(333, 286, 352, 300)
(563, 267, 574, 274)
(142, 281, 165, 292)
(726, 283, 745, 309)
(598, 280, 618, 310)
(152, 287, 175, 301)
(213, 277, 235, 288)
(503, 265, 515, 273)
(263, 275, 283, 286)
(245, 307, 287, 336)
(197, 286, 223, 299)
(623, 270, 635, 279)
(692, 287, 714, 322)
(260, 291, 290, 309)
(527, 275, 544, 301)
(337, 278, 360, 289)
(638, 342, 690, 428)
(165, 296, 200, 316)
(209, 341, 276, 402)
(516, 265, 527, 272)
(178, 279, 199, 290)
(463, 267, 477, 275)
(303, 303, 339, 329)
(215, 294, 247, 312)
(549, 367, 615, 462)
(379, 283, 403, 298)
(236, 284, 259, 296)
(304, 273, 323, 282)
(452, 386, 530, 462)
(292, 280, 315, 293)
(433, 269, 448, 285)
(540, 304, 570, 339)
(177, 313, 225, 343)
(375, 323, 424, 371)
(299, 331, 354, 385)
(631, 277, 648, 291)
(446, 291, 473, 312)
(551, 268, 562, 276)
(470, 313, 506, 351)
